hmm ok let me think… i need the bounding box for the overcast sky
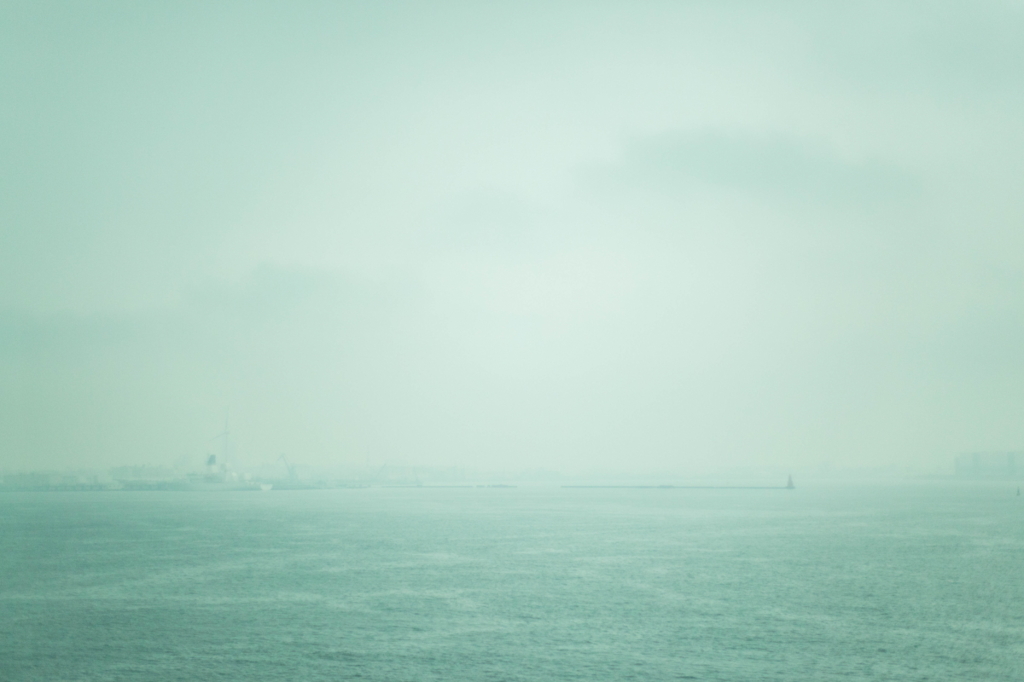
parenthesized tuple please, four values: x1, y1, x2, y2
(3, 1, 1024, 475)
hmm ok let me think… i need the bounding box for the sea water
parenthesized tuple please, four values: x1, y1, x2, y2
(1, 484, 1021, 681)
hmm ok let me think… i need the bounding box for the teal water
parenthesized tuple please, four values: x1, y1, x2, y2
(1, 484, 1021, 681)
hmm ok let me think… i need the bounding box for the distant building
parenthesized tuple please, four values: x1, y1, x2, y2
(954, 452, 1022, 479)
(109, 465, 177, 482)
(0, 471, 115, 491)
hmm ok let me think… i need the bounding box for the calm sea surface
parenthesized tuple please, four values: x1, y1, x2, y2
(1, 484, 1021, 681)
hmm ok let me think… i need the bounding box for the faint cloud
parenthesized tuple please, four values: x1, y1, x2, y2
(599, 131, 920, 206)
(805, 2, 1024, 96)
(422, 190, 540, 253)
(182, 264, 335, 322)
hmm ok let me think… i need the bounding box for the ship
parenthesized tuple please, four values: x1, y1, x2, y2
(180, 415, 264, 491)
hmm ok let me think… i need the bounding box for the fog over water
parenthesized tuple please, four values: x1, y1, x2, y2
(4, 8, 1024, 681)
(4, 2, 1024, 476)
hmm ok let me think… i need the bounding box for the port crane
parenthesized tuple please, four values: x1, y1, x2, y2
(277, 454, 298, 481)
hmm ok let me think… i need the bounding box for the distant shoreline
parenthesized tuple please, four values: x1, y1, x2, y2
(562, 485, 792, 490)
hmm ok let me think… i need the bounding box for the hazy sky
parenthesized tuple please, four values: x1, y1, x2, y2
(3, 1, 1024, 475)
